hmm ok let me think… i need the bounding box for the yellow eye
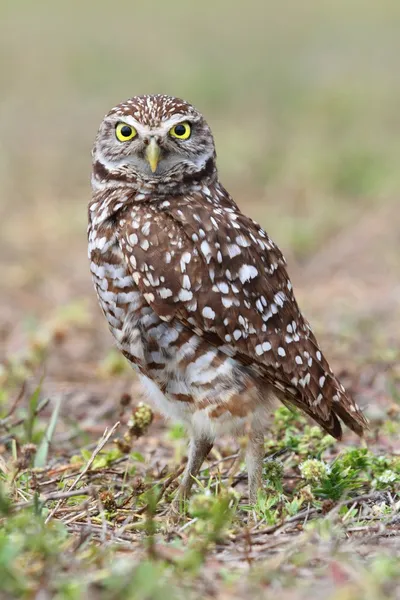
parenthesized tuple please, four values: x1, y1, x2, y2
(116, 122, 137, 141)
(169, 122, 191, 140)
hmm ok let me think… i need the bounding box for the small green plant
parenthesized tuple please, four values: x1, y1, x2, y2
(183, 488, 238, 570)
(246, 490, 281, 524)
(299, 458, 329, 484)
(263, 459, 284, 492)
(314, 461, 363, 501)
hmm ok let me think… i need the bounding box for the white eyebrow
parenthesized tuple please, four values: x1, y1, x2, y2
(114, 114, 195, 137)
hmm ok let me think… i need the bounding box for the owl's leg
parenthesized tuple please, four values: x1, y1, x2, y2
(180, 436, 214, 498)
(246, 430, 265, 505)
(169, 435, 213, 519)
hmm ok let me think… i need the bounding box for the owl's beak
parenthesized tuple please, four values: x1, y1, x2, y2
(145, 138, 161, 173)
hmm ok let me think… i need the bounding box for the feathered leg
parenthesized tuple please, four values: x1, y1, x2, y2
(246, 430, 265, 505)
(169, 435, 214, 519)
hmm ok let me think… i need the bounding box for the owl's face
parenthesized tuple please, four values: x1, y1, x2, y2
(92, 95, 216, 189)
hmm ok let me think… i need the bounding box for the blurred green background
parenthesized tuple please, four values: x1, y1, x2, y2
(1, 0, 399, 281)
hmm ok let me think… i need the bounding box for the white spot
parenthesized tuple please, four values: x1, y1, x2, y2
(221, 297, 234, 308)
(238, 265, 258, 283)
(180, 252, 191, 272)
(233, 329, 242, 340)
(235, 235, 250, 247)
(316, 350, 322, 361)
(187, 300, 197, 312)
(319, 376, 326, 388)
(210, 216, 218, 229)
(274, 292, 286, 307)
(129, 233, 138, 246)
(217, 282, 229, 294)
(182, 275, 191, 289)
(147, 273, 160, 287)
(278, 347, 286, 357)
(143, 292, 155, 303)
(256, 299, 263, 312)
(295, 355, 303, 365)
(140, 239, 150, 251)
(200, 240, 212, 263)
(262, 341, 271, 352)
(227, 244, 241, 258)
(178, 289, 193, 301)
(299, 373, 311, 387)
(141, 222, 151, 236)
(262, 309, 273, 322)
(202, 306, 215, 320)
(159, 287, 173, 299)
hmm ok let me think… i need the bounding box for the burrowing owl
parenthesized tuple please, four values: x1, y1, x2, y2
(89, 94, 368, 508)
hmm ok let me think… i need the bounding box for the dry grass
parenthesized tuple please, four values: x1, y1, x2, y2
(1, 1, 400, 598)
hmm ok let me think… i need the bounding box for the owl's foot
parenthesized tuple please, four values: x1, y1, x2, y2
(164, 495, 187, 528)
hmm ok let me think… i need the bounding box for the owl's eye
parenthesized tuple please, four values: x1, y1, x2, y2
(169, 122, 191, 140)
(116, 123, 137, 141)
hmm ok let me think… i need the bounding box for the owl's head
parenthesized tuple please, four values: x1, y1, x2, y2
(92, 94, 217, 194)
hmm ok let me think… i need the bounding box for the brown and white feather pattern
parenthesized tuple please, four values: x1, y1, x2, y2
(88, 94, 368, 441)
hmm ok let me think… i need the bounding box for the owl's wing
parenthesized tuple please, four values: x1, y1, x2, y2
(119, 191, 367, 438)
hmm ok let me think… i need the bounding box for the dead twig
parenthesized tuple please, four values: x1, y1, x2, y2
(13, 486, 95, 510)
(45, 422, 120, 523)
(136, 463, 185, 516)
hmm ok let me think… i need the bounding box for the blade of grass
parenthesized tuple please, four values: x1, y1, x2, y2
(24, 379, 43, 442)
(34, 396, 62, 468)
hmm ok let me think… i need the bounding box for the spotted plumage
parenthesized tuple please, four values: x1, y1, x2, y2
(89, 94, 368, 509)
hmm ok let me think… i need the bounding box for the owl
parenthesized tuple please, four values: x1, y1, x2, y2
(88, 94, 368, 512)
